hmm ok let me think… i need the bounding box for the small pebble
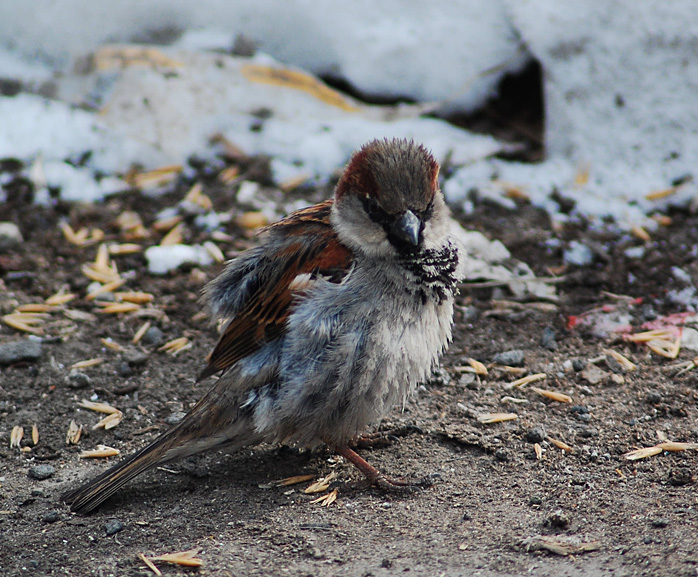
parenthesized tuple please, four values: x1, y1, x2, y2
(116, 361, 133, 377)
(42, 511, 61, 524)
(429, 367, 451, 387)
(0, 340, 42, 365)
(123, 350, 149, 367)
(0, 221, 23, 252)
(540, 327, 558, 351)
(458, 373, 476, 388)
(604, 355, 625, 374)
(572, 358, 587, 372)
(525, 427, 546, 443)
(142, 326, 165, 346)
(492, 349, 525, 367)
(668, 467, 695, 486)
(546, 510, 569, 528)
(66, 370, 92, 389)
(104, 518, 124, 536)
(528, 495, 542, 506)
(164, 411, 187, 425)
(494, 449, 509, 462)
(651, 518, 669, 528)
(645, 391, 662, 404)
(28, 465, 55, 480)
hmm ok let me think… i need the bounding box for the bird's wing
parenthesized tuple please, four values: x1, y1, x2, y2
(198, 200, 353, 381)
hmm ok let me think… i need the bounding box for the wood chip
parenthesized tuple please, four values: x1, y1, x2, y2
(92, 411, 124, 430)
(115, 291, 155, 304)
(45, 291, 76, 306)
(66, 420, 83, 445)
(203, 241, 225, 263)
(138, 553, 163, 576)
(78, 399, 120, 414)
(477, 412, 518, 424)
(132, 321, 151, 344)
(645, 186, 678, 200)
(520, 535, 600, 556)
(32, 424, 39, 445)
(2, 312, 46, 334)
(82, 264, 121, 284)
(108, 243, 143, 255)
(548, 437, 573, 452)
(530, 386, 573, 403)
(631, 225, 651, 242)
(534, 443, 543, 460)
(647, 337, 681, 359)
(149, 548, 204, 568)
(467, 358, 488, 375)
(158, 337, 192, 356)
(86, 278, 127, 300)
(183, 182, 213, 211)
(218, 165, 240, 184)
(260, 474, 316, 489)
(602, 348, 637, 371)
(507, 373, 547, 389)
(656, 441, 698, 451)
(96, 302, 141, 314)
(310, 488, 338, 506)
(304, 472, 338, 494)
(152, 215, 184, 232)
(79, 445, 120, 458)
(126, 165, 182, 190)
(624, 446, 663, 460)
(15, 303, 58, 313)
(279, 173, 310, 191)
(70, 358, 105, 370)
(100, 338, 125, 352)
(159, 223, 185, 246)
(237, 211, 269, 230)
(10, 426, 23, 448)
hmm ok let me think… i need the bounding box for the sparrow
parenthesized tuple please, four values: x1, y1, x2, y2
(61, 138, 463, 513)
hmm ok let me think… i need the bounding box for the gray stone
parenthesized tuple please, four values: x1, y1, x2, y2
(104, 518, 124, 536)
(28, 465, 55, 480)
(492, 349, 525, 367)
(0, 340, 42, 365)
(0, 221, 23, 252)
(142, 326, 164, 346)
(66, 370, 92, 389)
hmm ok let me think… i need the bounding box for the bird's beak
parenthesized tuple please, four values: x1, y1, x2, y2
(391, 210, 422, 248)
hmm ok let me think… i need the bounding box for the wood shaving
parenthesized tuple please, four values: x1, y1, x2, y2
(623, 446, 663, 460)
(477, 412, 518, 424)
(203, 241, 225, 263)
(126, 164, 182, 190)
(279, 173, 310, 191)
(520, 535, 600, 556)
(152, 215, 184, 232)
(304, 472, 338, 494)
(310, 488, 338, 506)
(108, 243, 143, 255)
(656, 441, 698, 451)
(96, 302, 141, 314)
(10, 426, 23, 448)
(138, 553, 162, 576)
(631, 225, 651, 242)
(115, 291, 155, 304)
(507, 373, 547, 389)
(66, 420, 83, 445)
(159, 223, 185, 246)
(100, 338, 125, 352)
(237, 211, 269, 230)
(548, 437, 573, 452)
(132, 321, 151, 344)
(259, 474, 316, 489)
(2, 312, 47, 334)
(218, 165, 240, 184)
(32, 424, 39, 445)
(149, 548, 204, 568)
(45, 291, 76, 306)
(79, 445, 120, 458)
(183, 182, 213, 211)
(70, 358, 105, 370)
(92, 411, 124, 430)
(534, 443, 543, 460)
(602, 348, 637, 371)
(77, 399, 120, 414)
(158, 337, 192, 356)
(16, 303, 58, 313)
(86, 278, 127, 300)
(530, 386, 573, 403)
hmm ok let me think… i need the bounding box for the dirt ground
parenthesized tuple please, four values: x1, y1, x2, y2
(1, 156, 698, 577)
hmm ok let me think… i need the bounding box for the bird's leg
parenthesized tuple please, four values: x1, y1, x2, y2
(352, 424, 423, 449)
(336, 446, 433, 491)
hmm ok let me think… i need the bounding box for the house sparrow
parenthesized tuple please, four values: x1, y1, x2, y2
(62, 138, 463, 513)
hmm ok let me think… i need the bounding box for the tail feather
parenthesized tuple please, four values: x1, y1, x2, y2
(61, 435, 175, 513)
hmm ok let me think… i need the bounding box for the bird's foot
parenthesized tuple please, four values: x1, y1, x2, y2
(336, 446, 435, 493)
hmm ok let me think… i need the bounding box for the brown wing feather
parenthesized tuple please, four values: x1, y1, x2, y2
(198, 200, 352, 381)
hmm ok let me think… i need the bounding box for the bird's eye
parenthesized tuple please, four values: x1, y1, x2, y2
(361, 196, 390, 224)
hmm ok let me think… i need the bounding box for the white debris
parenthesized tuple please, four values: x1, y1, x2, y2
(0, 222, 23, 252)
(145, 244, 214, 275)
(563, 241, 594, 267)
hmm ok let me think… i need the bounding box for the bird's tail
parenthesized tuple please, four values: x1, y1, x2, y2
(62, 383, 255, 513)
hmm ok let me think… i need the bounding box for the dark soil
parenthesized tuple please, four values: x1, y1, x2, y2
(1, 161, 698, 577)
